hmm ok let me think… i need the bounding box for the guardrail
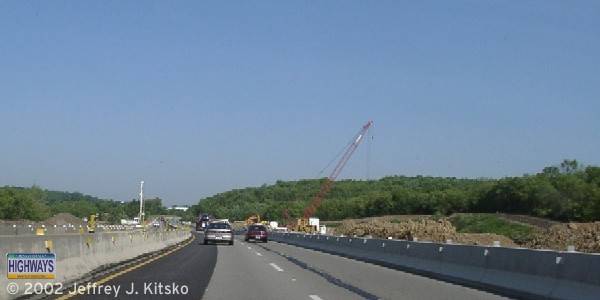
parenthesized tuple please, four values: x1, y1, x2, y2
(0, 229, 190, 299)
(270, 232, 600, 300)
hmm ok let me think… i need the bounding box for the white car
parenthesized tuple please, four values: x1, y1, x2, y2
(212, 219, 230, 224)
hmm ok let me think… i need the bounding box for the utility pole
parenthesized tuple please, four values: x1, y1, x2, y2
(139, 181, 144, 226)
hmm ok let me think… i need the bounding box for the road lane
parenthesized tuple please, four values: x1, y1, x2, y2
(257, 239, 512, 300)
(57, 232, 514, 300)
(67, 233, 217, 299)
(203, 237, 361, 300)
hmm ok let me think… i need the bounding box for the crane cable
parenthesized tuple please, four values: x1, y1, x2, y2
(318, 124, 374, 180)
(317, 137, 354, 178)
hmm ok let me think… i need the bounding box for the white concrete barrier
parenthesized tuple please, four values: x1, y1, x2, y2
(0, 230, 190, 299)
(271, 232, 600, 300)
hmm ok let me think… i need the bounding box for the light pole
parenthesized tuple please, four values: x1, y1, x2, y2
(139, 181, 144, 226)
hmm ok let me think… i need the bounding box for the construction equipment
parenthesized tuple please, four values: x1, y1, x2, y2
(290, 121, 373, 233)
(87, 214, 97, 233)
(246, 214, 261, 226)
(294, 217, 320, 233)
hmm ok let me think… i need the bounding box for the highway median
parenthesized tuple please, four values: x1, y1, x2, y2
(0, 230, 191, 300)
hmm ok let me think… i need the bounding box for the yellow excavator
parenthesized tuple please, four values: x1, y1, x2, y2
(245, 214, 261, 226)
(87, 214, 97, 233)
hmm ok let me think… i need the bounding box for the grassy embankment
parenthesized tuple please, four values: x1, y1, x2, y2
(449, 214, 536, 244)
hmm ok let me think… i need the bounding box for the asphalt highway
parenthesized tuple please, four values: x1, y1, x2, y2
(63, 232, 511, 300)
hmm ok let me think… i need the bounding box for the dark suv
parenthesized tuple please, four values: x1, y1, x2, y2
(245, 224, 268, 243)
(196, 214, 211, 231)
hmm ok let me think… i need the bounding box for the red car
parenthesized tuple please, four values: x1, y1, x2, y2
(245, 224, 268, 242)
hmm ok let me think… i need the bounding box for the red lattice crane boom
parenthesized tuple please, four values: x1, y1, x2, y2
(302, 120, 373, 218)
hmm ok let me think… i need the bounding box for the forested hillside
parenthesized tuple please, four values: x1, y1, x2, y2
(3, 160, 599, 224)
(194, 160, 600, 222)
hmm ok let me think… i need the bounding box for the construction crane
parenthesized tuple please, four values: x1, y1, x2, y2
(291, 120, 373, 233)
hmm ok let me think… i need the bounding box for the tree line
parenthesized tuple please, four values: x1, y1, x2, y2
(193, 160, 600, 223)
(2, 160, 599, 224)
(0, 187, 193, 222)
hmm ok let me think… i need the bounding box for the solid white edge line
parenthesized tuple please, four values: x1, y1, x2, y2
(269, 262, 284, 272)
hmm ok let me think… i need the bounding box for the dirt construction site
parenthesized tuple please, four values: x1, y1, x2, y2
(325, 214, 600, 253)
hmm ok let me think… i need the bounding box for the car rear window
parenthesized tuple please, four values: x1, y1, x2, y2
(249, 225, 266, 231)
(208, 223, 231, 229)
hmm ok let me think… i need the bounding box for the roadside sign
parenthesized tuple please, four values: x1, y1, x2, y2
(6, 253, 56, 279)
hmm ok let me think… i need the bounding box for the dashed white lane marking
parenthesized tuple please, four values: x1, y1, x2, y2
(256, 252, 263, 256)
(309, 295, 323, 300)
(241, 242, 245, 245)
(269, 262, 284, 272)
(247, 246, 252, 250)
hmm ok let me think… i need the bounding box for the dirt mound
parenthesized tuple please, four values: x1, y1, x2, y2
(0, 219, 32, 225)
(336, 218, 456, 243)
(526, 222, 600, 253)
(44, 213, 84, 226)
(330, 215, 600, 252)
(455, 233, 517, 247)
(323, 215, 432, 225)
(334, 218, 517, 247)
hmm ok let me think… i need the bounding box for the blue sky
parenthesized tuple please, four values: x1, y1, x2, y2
(1, 1, 599, 205)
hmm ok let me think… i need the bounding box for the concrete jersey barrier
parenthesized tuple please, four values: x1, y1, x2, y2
(0, 230, 189, 300)
(270, 232, 600, 300)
